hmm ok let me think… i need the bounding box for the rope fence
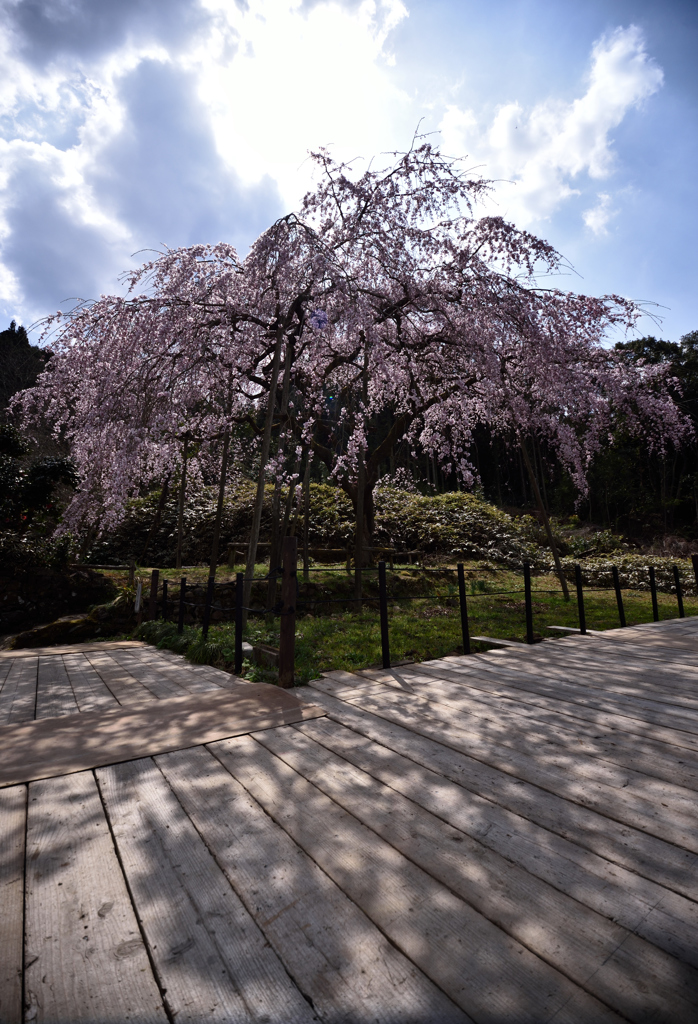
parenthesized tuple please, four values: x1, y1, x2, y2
(134, 548, 698, 686)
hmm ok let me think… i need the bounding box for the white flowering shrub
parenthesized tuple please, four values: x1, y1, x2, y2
(538, 553, 698, 595)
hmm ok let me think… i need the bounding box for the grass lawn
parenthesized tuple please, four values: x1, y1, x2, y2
(134, 562, 696, 686)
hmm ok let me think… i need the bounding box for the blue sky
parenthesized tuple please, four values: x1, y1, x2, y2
(1, 0, 696, 341)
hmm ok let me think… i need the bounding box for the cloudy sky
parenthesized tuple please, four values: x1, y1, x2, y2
(1, 0, 696, 341)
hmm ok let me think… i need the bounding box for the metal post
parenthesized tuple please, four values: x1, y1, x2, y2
(279, 537, 298, 688)
(612, 566, 626, 628)
(457, 563, 470, 655)
(523, 561, 534, 644)
(673, 564, 685, 618)
(161, 580, 168, 622)
(177, 577, 186, 634)
(378, 560, 391, 669)
(649, 566, 659, 622)
(574, 564, 586, 635)
(201, 574, 215, 639)
(147, 569, 159, 621)
(234, 572, 244, 675)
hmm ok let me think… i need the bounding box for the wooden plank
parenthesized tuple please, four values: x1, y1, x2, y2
(210, 733, 624, 1024)
(133, 648, 227, 693)
(24, 771, 167, 1023)
(97, 757, 316, 1023)
(107, 649, 188, 700)
(0, 785, 25, 1024)
(35, 656, 80, 719)
(353, 683, 698, 827)
(0, 640, 147, 660)
(425, 655, 698, 735)
(83, 651, 158, 707)
(297, 713, 698, 972)
(159, 744, 470, 1024)
(476, 640, 698, 709)
(150, 649, 243, 690)
(410, 659, 698, 754)
(62, 654, 120, 713)
(370, 664, 698, 793)
(259, 722, 698, 1022)
(310, 675, 389, 698)
(344, 687, 698, 850)
(0, 683, 325, 788)
(0, 659, 12, 697)
(0, 656, 37, 724)
(299, 686, 698, 904)
(471, 635, 527, 647)
(434, 643, 698, 710)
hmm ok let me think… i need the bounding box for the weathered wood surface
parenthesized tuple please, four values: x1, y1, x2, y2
(159, 744, 468, 1023)
(3, 622, 698, 1022)
(0, 683, 324, 787)
(24, 771, 167, 1023)
(0, 785, 25, 1024)
(97, 757, 317, 1023)
(258, 721, 698, 1022)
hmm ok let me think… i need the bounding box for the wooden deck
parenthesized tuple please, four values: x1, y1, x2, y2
(1, 622, 698, 1022)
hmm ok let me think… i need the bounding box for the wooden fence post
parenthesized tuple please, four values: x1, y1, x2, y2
(612, 566, 626, 628)
(523, 562, 534, 644)
(235, 572, 244, 675)
(201, 575, 215, 639)
(148, 570, 159, 621)
(279, 537, 298, 688)
(177, 577, 186, 634)
(457, 563, 470, 655)
(378, 561, 391, 669)
(649, 566, 659, 622)
(673, 564, 685, 618)
(574, 564, 586, 635)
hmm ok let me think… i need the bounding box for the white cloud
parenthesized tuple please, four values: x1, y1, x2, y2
(0, 0, 412, 321)
(583, 192, 615, 236)
(194, 0, 411, 205)
(439, 25, 663, 227)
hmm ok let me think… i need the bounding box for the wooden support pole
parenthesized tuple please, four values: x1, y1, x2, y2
(673, 564, 685, 618)
(161, 580, 168, 622)
(574, 564, 586, 635)
(378, 561, 390, 669)
(201, 575, 215, 640)
(612, 566, 626, 628)
(649, 566, 659, 622)
(692, 554, 698, 594)
(135, 579, 143, 627)
(177, 577, 186, 635)
(279, 536, 297, 688)
(147, 570, 159, 622)
(235, 572, 244, 675)
(457, 563, 470, 655)
(523, 561, 534, 644)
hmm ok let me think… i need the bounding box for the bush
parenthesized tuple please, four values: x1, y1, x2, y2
(0, 530, 74, 571)
(87, 481, 542, 568)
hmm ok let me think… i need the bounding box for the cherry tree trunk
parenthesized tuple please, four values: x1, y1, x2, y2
(208, 430, 231, 577)
(175, 439, 189, 570)
(243, 329, 285, 628)
(140, 474, 171, 566)
(520, 440, 570, 600)
(302, 454, 311, 581)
